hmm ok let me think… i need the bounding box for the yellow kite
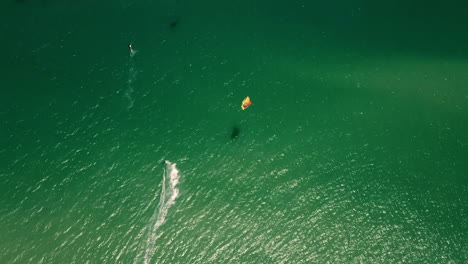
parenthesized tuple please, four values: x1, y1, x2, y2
(241, 96, 252, 110)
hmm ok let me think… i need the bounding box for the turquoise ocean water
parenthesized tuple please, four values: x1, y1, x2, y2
(1, 1, 467, 263)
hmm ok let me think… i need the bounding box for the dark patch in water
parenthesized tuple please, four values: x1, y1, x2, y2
(230, 126, 240, 140)
(169, 20, 179, 28)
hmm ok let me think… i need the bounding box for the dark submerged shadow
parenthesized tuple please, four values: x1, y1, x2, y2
(169, 20, 179, 29)
(230, 126, 241, 140)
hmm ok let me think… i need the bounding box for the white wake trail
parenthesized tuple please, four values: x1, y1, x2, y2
(125, 49, 138, 109)
(141, 161, 180, 264)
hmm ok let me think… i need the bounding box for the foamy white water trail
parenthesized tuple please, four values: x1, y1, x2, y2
(125, 49, 137, 109)
(139, 161, 180, 264)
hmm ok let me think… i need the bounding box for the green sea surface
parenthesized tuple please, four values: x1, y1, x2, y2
(1, 0, 467, 263)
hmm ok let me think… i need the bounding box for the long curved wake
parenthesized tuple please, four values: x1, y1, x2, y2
(140, 161, 180, 264)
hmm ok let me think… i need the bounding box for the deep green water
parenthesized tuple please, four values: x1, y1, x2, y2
(1, 1, 467, 263)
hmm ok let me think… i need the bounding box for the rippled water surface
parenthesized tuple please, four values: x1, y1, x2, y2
(1, 0, 467, 263)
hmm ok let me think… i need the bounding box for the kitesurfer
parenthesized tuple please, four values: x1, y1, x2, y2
(128, 44, 133, 51)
